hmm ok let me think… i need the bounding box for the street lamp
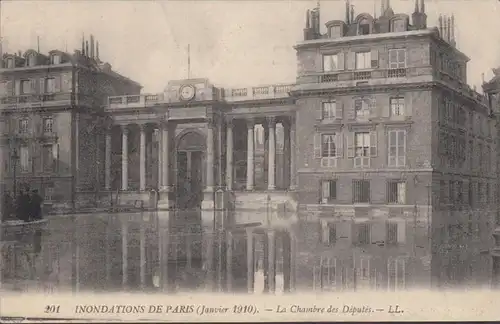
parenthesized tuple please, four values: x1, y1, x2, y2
(11, 148, 19, 196)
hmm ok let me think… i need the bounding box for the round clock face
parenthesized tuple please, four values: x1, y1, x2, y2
(179, 85, 195, 101)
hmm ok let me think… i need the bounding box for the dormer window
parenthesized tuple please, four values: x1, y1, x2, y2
(329, 25, 342, 38)
(391, 19, 406, 32)
(358, 19, 370, 35)
(27, 54, 36, 67)
(51, 55, 61, 65)
(6, 58, 14, 68)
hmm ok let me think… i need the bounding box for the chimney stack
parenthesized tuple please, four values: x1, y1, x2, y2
(438, 15, 443, 38)
(85, 41, 89, 57)
(96, 41, 100, 61)
(450, 14, 456, 46)
(346, 0, 350, 24)
(90, 34, 95, 59)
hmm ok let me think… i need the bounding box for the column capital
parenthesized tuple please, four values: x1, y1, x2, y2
(139, 123, 147, 132)
(246, 118, 255, 129)
(120, 124, 129, 134)
(226, 117, 235, 128)
(207, 118, 216, 129)
(266, 116, 277, 128)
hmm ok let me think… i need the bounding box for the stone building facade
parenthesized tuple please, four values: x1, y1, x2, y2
(0, 36, 141, 211)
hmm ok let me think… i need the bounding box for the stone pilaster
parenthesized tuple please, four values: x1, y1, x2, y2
(121, 125, 129, 191)
(267, 117, 276, 190)
(246, 119, 255, 190)
(226, 118, 234, 190)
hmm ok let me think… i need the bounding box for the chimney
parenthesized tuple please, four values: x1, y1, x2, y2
(438, 15, 443, 38)
(18, 50, 22, 57)
(346, 0, 350, 24)
(447, 17, 452, 42)
(412, 0, 420, 27)
(350, 5, 354, 24)
(96, 41, 100, 61)
(90, 34, 95, 59)
(306, 9, 310, 28)
(85, 41, 89, 57)
(450, 14, 456, 46)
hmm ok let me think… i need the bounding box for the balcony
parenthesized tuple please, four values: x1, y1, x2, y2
(319, 68, 410, 84)
(107, 83, 294, 110)
(0, 93, 72, 110)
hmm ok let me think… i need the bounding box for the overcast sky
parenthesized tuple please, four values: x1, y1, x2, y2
(2, 0, 500, 93)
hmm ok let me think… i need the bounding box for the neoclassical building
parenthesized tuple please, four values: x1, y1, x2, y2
(1, 0, 497, 292)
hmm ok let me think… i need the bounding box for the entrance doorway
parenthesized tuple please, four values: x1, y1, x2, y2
(175, 131, 205, 210)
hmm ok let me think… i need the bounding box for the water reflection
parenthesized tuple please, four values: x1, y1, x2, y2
(0, 210, 209, 293)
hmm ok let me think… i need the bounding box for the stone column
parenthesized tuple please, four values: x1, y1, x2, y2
(139, 217, 146, 289)
(246, 228, 255, 293)
(226, 119, 234, 190)
(122, 220, 128, 290)
(156, 128, 162, 189)
(160, 122, 170, 191)
(158, 217, 169, 292)
(226, 231, 233, 292)
(206, 121, 215, 191)
(105, 128, 112, 190)
(139, 125, 146, 191)
(289, 117, 297, 190)
(267, 230, 276, 293)
(204, 229, 215, 291)
(121, 125, 129, 191)
(267, 117, 276, 190)
(282, 121, 291, 190)
(282, 231, 292, 293)
(246, 119, 255, 190)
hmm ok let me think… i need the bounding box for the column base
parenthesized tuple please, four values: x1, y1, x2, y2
(158, 186, 173, 210)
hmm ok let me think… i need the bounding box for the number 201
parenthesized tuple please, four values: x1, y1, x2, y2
(44, 305, 60, 313)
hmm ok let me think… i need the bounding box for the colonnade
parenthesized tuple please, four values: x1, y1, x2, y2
(103, 115, 297, 195)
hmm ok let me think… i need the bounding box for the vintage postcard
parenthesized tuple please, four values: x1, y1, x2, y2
(0, 0, 500, 322)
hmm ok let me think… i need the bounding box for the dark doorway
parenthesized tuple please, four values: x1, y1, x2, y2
(176, 151, 203, 210)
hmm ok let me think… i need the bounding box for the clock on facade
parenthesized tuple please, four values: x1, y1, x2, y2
(179, 84, 196, 101)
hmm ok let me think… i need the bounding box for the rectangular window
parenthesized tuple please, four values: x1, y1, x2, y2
(353, 179, 370, 203)
(18, 119, 29, 134)
(27, 55, 36, 67)
(388, 257, 406, 290)
(391, 20, 406, 32)
(44, 185, 54, 201)
(357, 222, 371, 245)
(388, 49, 406, 69)
(354, 97, 374, 118)
(387, 181, 406, 204)
(330, 26, 342, 38)
(20, 146, 30, 172)
(386, 221, 398, 245)
(43, 117, 53, 133)
(328, 223, 337, 245)
(355, 51, 371, 70)
(42, 145, 54, 171)
(321, 101, 336, 120)
(45, 78, 56, 93)
(478, 182, 483, 204)
(321, 180, 337, 203)
(390, 97, 405, 116)
(6, 58, 14, 68)
(388, 129, 406, 167)
(21, 80, 33, 94)
(51, 55, 61, 65)
(321, 134, 337, 157)
(354, 132, 370, 157)
(323, 54, 339, 72)
(319, 257, 336, 291)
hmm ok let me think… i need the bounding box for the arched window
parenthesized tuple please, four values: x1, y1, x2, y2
(330, 25, 342, 38)
(358, 18, 370, 35)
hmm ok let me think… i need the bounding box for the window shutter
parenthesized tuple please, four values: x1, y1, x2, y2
(382, 97, 391, 118)
(351, 221, 358, 246)
(314, 133, 321, 158)
(62, 72, 72, 92)
(321, 181, 330, 204)
(370, 49, 379, 68)
(316, 102, 323, 120)
(6, 81, 13, 95)
(335, 133, 343, 158)
(346, 132, 354, 158)
(30, 79, 36, 92)
(36, 119, 43, 135)
(347, 51, 355, 70)
(397, 219, 406, 244)
(15, 80, 21, 95)
(336, 101, 343, 120)
(34, 145, 42, 173)
(338, 52, 345, 70)
(321, 220, 329, 244)
(346, 100, 355, 120)
(39, 78, 45, 94)
(404, 93, 412, 117)
(370, 131, 377, 157)
(369, 97, 377, 119)
(54, 76, 61, 92)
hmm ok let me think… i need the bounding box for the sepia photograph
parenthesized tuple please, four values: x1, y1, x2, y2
(0, 0, 500, 321)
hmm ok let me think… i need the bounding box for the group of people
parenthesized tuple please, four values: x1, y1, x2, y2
(2, 186, 44, 223)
